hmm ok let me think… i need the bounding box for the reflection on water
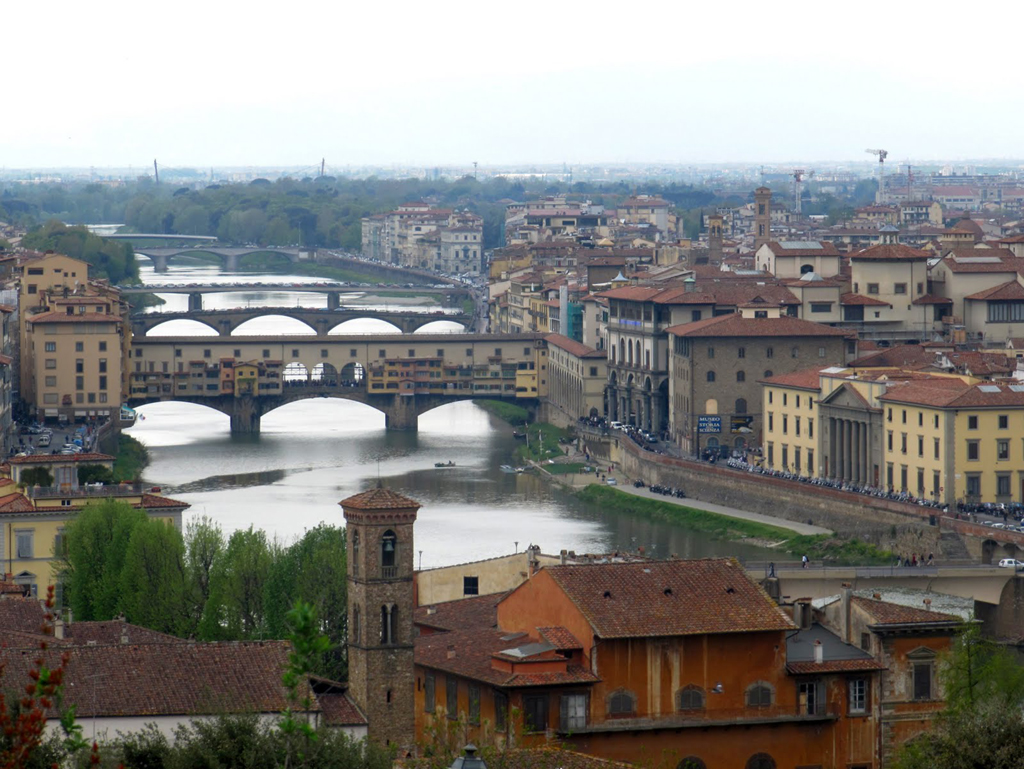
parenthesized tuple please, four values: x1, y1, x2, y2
(128, 260, 774, 568)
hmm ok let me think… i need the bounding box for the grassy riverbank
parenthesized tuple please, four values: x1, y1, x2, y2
(476, 400, 529, 424)
(113, 433, 150, 483)
(576, 485, 893, 564)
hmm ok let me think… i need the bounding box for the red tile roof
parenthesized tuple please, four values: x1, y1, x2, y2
(544, 559, 795, 639)
(665, 313, 849, 339)
(850, 345, 934, 368)
(340, 486, 420, 511)
(940, 250, 1019, 273)
(26, 312, 119, 324)
(0, 492, 36, 512)
(9, 453, 114, 465)
(840, 293, 891, 307)
(0, 641, 311, 718)
(65, 621, 185, 646)
(787, 658, 886, 675)
(850, 244, 930, 261)
(912, 293, 952, 305)
(877, 379, 1024, 408)
(764, 241, 840, 256)
(414, 593, 502, 632)
(965, 280, 1024, 301)
(537, 626, 583, 650)
(544, 333, 605, 359)
(760, 368, 826, 390)
(852, 596, 961, 626)
(0, 598, 46, 634)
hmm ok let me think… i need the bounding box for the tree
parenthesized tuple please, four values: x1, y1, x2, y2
(894, 619, 1024, 769)
(19, 467, 53, 487)
(118, 517, 188, 635)
(201, 526, 276, 639)
(77, 464, 113, 485)
(61, 500, 148, 621)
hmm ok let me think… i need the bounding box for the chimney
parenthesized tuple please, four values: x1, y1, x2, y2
(924, 598, 932, 608)
(813, 639, 823, 664)
(53, 618, 64, 640)
(446, 644, 456, 660)
(840, 584, 853, 644)
(560, 549, 568, 566)
(872, 593, 881, 600)
(121, 629, 129, 644)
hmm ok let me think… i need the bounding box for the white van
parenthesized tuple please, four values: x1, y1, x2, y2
(37, 433, 51, 447)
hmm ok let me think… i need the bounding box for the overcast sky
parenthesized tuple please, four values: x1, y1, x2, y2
(5, 0, 1022, 169)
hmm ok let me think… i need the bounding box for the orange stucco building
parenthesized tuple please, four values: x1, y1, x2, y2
(413, 559, 961, 769)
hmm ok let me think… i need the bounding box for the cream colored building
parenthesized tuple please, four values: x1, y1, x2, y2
(847, 243, 931, 339)
(754, 240, 842, 278)
(544, 333, 607, 420)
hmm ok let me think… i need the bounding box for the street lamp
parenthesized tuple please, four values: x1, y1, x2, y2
(450, 745, 487, 769)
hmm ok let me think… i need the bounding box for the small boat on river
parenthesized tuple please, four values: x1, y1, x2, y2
(435, 461, 456, 468)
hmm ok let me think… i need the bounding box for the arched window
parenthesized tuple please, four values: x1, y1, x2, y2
(763, 370, 773, 378)
(801, 264, 815, 275)
(746, 754, 776, 769)
(380, 605, 390, 644)
(607, 690, 636, 716)
(705, 398, 718, 415)
(352, 606, 360, 644)
(735, 398, 747, 414)
(746, 682, 773, 708)
(736, 370, 746, 382)
(645, 349, 651, 369)
(352, 530, 360, 576)
(706, 371, 716, 382)
(676, 686, 705, 711)
(628, 340, 634, 366)
(619, 339, 625, 364)
(677, 759, 707, 769)
(381, 529, 397, 574)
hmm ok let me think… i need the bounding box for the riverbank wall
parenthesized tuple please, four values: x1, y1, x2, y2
(582, 433, 956, 558)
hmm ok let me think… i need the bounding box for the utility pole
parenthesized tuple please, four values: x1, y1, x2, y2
(153, 159, 159, 185)
(473, 161, 478, 180)
(320, 158, 325, 177)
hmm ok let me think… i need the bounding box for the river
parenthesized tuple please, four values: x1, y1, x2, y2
(127, 257, 775, 568)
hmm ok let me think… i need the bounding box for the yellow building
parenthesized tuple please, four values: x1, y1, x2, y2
(19, 253, 130, 423)
(544, 333, 607, 421)
(0, 454, 189, 597)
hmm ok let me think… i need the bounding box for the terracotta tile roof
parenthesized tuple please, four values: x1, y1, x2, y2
(665, 312, 849, 339)
(852, 596, 962, 626)
(495, 748, 634, 769)
(65, 621, 186, 646)
(760, 368, 826, 390)
(138, 493, 191, 510)
(544, 333, 605, 359)
(876, 379, 1024, 408)
(940, 250, 1019, 273)
(840, 293, 891, 307)
(912, 293, 952, 305)
(764, 240, 841, 256)
(9, 453, 114, 465)
(0, 641, 310, 718)
(537, 626, 583, 650)
(0, 598, 46, 633)
(414, 593, 502, 632)
(544, 559, 795, 639)
(0, 492, 36, 512)
(951, 217, 985, 236)
(787, 658, 886, 674)
(850, 345, 933, 368)
(308, 678, 367, 726)
(599, 283, 800, 308)
(415, 628, 600, 687)
(26, 312, 119, 324)
(339, 486, 420, 510)
(850, 244, 930, 261)
(965, 280, 1024, 301)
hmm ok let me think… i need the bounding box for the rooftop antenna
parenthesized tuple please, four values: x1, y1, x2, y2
(473, 161, 478, 180)
(865, 149, 889, 203)
(320, 158, 325, 177)
(153, 159, 159, 185)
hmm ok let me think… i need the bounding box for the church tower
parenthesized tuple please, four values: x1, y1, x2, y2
(708, 213, 724, 265)
(754, 186, 772, 251)
(342, 485, 419, 748)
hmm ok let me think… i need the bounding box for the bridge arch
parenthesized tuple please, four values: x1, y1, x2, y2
(312, 362, 338, 383)
(328, 318, 403, 335)
(341, 362, 365, 384)
(982, 539, 999, 565)
(145, 318, 221, 337)
(231, 315, 318, 336)
(413, 319, 466, 334)
(283, 362, 310, 382)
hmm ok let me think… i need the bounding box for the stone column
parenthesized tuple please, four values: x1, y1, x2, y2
(844, 419, 853, 481)
(861, 422, 869, 486)
(836, 419, 844, 480)
(852, 422, 861, 484)
(829, 417, 836, 478)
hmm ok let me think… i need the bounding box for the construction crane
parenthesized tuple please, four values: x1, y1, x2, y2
(791, 169, 807, 215)
(866, 149, 889, 203)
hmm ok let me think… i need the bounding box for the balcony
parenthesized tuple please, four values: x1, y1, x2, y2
(566, 703, 838, 734)
(381, 566, 398, 578)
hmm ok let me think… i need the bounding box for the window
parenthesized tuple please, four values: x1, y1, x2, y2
(745, 753, 776, 769)
(810, 303, 831, 313)
(706, 371, 716, 382)
(468, 684, 481, 724)
(99, 359, 107, 373)
(738, 347, 745, 358)
(735, 398, 747, 414)
(676, 686, 705, 711)
(848, 678, 868, 714)
(99, 376, 107, 391)
(76, 359, 84, 373)
(808, 419, 814, 438)
(423, 673, 435, 713)
(380, 605, 397, 645)
(707, 346, 715, 359)
(16, 531, 33, 558)
(768, 413, 774, 431)
(608, 690, 636, 716)
(446, 677, 458, 719)
(913, 663, 932, 700)
(998, 474, 1011, 497)
(966, 474, 981, 498)
(867, 283, 879, 294)
(381, 529, 396, 576)
(463, 576, 479, 596)
(203, 349, 211, 359)
(783, 415, 788, 434)
(766, 347, 774, 358)
(791, 346, 799, 359)
(999, 415, 1009, 429)
(798, 681, 820, 715)
(918, 436, 924, 457)
(764, 369, 773, 378)
(524, 694, 548, 732)
(99, 340, 107, 352)
(44, 342, 56, 352)
(560, 693, 587, 730)
(894, 283, 907, 294)
(736, 371, 745, 382)
(998, 440, 1010, 460)
(746, 683, 773, 708)
(76, 376, 84, 391)
(494, 691, 508, 731)
(74, 341, 84, 352)
(860, 632, 871, 651)
(968, 415, 978, 429)
(967, 441, 979, 461)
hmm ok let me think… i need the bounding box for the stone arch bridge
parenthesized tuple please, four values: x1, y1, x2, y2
(127, 332, 545, 433)
(133, 246, 307, 272)
(131, 307, 475, 337)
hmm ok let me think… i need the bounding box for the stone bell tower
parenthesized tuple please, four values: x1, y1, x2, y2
(754, 186, 772, 251)
(708, 213, 724, 265)
(341, 485, 419, 748)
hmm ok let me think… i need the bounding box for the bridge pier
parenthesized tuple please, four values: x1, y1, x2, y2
(383, 396, 419, 431)
(153, 254, 169, 273)
(188, 292, 204, 312)
(229, 396, 263, 435)
(223, 253, 241, 271)
(327, 291, 340, 310)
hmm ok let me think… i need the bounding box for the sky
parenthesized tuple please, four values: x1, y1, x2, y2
(5, 0, 1023, 169)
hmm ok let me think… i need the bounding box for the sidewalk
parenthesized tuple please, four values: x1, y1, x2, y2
(542, 454, 831, 537)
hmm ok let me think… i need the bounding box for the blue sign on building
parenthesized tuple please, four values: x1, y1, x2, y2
(697, 416, 722, 433)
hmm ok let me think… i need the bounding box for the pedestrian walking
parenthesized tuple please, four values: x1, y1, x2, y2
(801, 554, 809, 569)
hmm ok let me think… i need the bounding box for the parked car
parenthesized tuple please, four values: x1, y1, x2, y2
(605, 477, 617, 486)
(998, 558, 1024, 568)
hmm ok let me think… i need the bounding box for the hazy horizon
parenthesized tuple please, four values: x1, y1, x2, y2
(6, 0, 1023, 169)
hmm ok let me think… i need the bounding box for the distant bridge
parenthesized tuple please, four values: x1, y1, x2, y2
(131, 307, 475, 337)
(132, 246, 308, 272)
(128, 332, 544, 433)
(104, 233, 217, 242)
